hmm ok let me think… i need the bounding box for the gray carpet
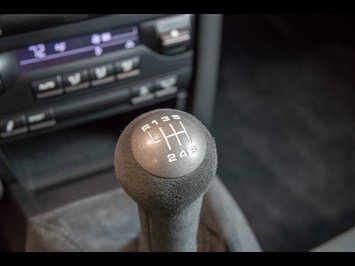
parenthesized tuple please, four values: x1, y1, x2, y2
(212, 39, 355, 251)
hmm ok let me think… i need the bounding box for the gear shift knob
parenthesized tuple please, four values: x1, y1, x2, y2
(114, 109, 217, 251)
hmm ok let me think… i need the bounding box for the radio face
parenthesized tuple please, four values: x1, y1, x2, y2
(0, 14, 194, 143)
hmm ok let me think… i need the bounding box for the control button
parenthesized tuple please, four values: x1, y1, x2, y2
(62, 70, 89, 93)
(155, 15, 191, 54)
(115, 56, 141, 80)
(131, 82, 154, 105)
(155, 75, 177, 90)
(132, 82, 153, 97)
(154, 75, 178, 98)
(160, 28, 191, 48)
(0, 115, 28, 138)
(26, 108, 56, 131)
(32, 76, 63, 99)
(90, 63, 115, 86)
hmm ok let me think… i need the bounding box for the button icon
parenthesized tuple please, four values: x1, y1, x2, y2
(91, 34, 101, 45)
(62, 70, 89, 92)
(94, 46, 103, 56)
(0, 115, 28, 138)
(121, 59, 134, 73)
(132, 83, 153, 97)
(5, 120, 14, 133)
(90, 64, 114, 86)
(67, 73, 81, 86)
(38, 81, 56, 92)
(116, 57, 140, 80)
(159, 77, 176, 89)
(131, 82, 154, 104)
(155, 75, 178, 90)
(139, 85, 150, 96)
(26, 109, 56, 131)
(32, 76, 63, 99)
(101, 32, 112, 42)
(124, 40, 136, 49)
(27, 113, 46, 124)
(95, 66, 107, 79)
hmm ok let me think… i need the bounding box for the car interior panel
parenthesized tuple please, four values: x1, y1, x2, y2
(0, 14, 354, 252)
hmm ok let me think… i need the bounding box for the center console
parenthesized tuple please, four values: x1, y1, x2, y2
(0, 14, 223, 251)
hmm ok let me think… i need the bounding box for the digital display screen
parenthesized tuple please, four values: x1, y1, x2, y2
(16, 25, 140, 71)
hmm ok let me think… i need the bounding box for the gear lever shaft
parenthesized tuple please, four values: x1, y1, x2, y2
(114, 109, 217, 252)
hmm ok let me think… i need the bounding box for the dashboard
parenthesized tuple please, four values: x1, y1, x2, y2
(0, 14, 195, 144)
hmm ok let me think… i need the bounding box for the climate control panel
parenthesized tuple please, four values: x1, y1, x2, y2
(0, 14, 194, 143)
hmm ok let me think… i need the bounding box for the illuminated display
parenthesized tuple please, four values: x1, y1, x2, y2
(16, 25, 140, 71)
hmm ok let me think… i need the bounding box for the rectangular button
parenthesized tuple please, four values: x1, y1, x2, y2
(62, 69, 89, 92)
(0, 115, 28, 138)
(156, 15, 191, 54)
(131, 82, 154, 104)
(32, 76, 63, 99)
(115, 56, 140, 80)
(155, 75, 177, 90)
(26, 108, 56, 131)
(132, 82, 153, 97)
(90, 64, 115, 86)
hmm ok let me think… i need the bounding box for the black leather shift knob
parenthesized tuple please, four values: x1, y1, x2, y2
(114, 109, 217, 251)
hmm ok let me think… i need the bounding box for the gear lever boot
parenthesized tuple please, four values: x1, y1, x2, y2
(114, 109, 217, 252)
